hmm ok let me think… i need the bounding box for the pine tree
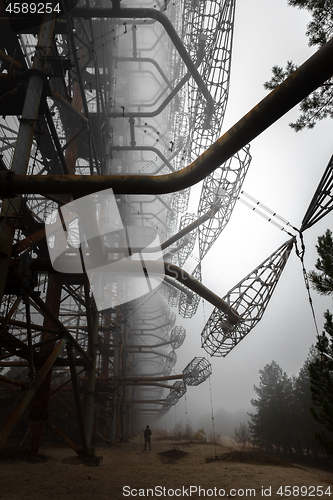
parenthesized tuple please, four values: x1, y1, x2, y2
(249, 356, 324, 456)
(308, 229, 333, 295)
(264, 0, 333, 131)
(249, 361, 294, 453)
(309, 312, 333, 455)
(292, 347, 322, 456)
(308, 228, 333, 455)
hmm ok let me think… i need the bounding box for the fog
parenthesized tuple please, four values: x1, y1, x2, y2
(158, 0, 333, 433)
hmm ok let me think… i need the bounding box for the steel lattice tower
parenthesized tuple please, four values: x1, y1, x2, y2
(0, 0, 332, 460)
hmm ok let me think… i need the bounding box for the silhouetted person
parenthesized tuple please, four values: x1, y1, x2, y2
(144, 425, 152, 451)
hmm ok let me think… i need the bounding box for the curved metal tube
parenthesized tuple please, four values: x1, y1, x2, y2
(25, 257, 240, 324)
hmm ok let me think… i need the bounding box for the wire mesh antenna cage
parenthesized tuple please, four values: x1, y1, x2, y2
(165, 349, 177, 370)
(178, 262, 202, 318)
(301, 153, 333, 231)
(170, 326, 186, 349)
(201, 238, 294, 357)
(171, 380, 187, 402)
(163, 284, 181, 308)
(183, 0, 236, 159)
(164, 311, 177, 332)
(177, 212, 198, 267)
(198, 146, 251, 260)
(166, 380, 187, 407)
(182, 356, 212, 386)
(171, 188, 191, 214)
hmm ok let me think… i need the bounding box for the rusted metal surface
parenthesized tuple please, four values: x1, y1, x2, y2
(0, 338, 66, 448)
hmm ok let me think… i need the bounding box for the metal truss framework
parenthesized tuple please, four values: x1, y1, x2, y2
(0, 0, 241, 458)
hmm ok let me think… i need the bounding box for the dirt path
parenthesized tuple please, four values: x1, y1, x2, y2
(0, 438, 332, 500)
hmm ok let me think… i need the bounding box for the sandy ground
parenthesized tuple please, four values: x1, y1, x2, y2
(0, 437, 332, 500)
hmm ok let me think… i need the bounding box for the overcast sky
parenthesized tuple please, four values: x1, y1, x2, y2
(159, 0, 333, 432)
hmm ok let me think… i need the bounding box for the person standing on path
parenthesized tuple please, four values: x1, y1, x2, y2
(144, 425, 152, 451)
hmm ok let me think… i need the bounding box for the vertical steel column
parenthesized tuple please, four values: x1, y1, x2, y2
(110, 326, 120, 443)
(100, 316, 112, 434)
(29, 275, 63, 456)
(85, 311, 99, 454)
(0, 15, 56, 302)
(29, 26, 91, 456)
(67, 343, 89, 454)
(25, 300, 34, 378)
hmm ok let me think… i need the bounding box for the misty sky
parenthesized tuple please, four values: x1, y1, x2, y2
(159, 0, 333, 433)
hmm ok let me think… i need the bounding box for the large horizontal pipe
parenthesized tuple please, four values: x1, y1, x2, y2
(22, 258, 240, 324)
(91, 381, 176, 390)
(1, 36, 333, 198)
(102, 374, 184, 383)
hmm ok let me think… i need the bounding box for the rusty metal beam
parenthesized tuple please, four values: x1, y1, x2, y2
(0, 374, 28, 389)
(0, 383, 80, 454)
(45, 420, 80, 453)
(110, 374, 184, 383)
(29, 274, 64, 457)
(0, 316, 61, 336)
(0, 49, 23, 71)
(0, 361, 29, 367)
(27, 18, 92, 457)
(51, 90, 89, 124)
(0, 338, 66, 448)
